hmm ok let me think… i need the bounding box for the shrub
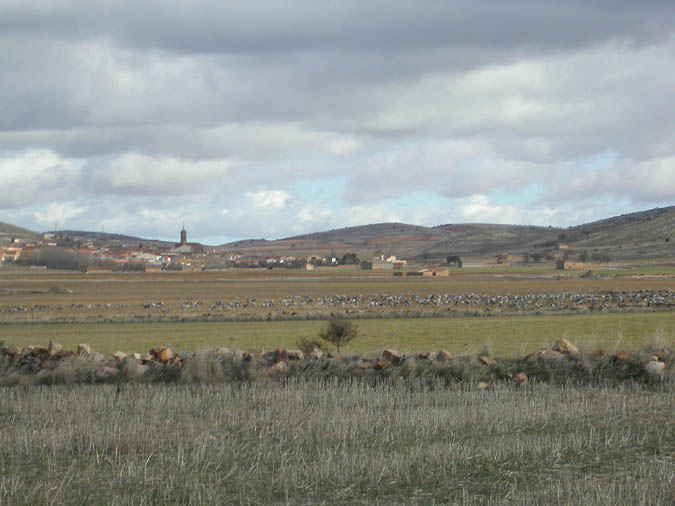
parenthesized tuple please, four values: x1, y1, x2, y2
(295, 337, 324, 354)
(318, 315, 359, 353)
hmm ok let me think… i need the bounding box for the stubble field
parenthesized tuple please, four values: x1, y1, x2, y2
(0, 379, 673, 505)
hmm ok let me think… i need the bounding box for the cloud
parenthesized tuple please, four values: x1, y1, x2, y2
(246, 190, 291, 209)
(0, 150, 83, 209)
(32, 202, 86, 226)
(83, 153, 234, 195)
(1, 2, 674, 241)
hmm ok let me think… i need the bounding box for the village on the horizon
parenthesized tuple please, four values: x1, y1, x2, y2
(0, 222, 601, 275)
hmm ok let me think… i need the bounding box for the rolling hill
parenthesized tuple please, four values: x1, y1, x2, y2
(2, 205, 674, 261)
(0, 221, 41, 242)
(219, 206, 675, 261)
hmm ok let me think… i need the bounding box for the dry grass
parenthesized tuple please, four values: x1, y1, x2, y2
(0, 378, 672, 505)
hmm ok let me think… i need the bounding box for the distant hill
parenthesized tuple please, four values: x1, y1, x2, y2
(51, 230, 176, 248)
(2, 205, 674, 261)
(0, 221, 41, 242)
(219, 206, 675, 261)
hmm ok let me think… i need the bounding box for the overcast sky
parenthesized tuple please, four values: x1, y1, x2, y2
(1, 1, 674, 244)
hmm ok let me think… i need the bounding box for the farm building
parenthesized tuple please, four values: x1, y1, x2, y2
(421, 268, 450, 277)
(556, 260, 586, 270)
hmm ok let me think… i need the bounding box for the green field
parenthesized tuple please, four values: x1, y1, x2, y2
(3, 311, 674, 357)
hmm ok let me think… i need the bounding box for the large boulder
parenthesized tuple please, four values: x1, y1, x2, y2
(77, 344, 92, 355)
(374, 360, 391, 370)
(3, 346, 21, 358)
(513, 372, 528, 386)
(48, 341, 63, 357)
(478, 355, 496, 366)
(645, 360, 666, 376)
(284, 349, 304, 361)
(436, 350, 453, 361)
(31, 346, 48, 359)
(158, 347, 174, 362)
(552, 339, 579, 354)
(382, 349, 401, 362)
(112, 351, 128, 361)
(357, 359, 372, 370)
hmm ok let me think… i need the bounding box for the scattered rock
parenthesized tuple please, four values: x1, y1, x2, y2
(645, 361, 666, 375)
(48, 341, 63, 357)
(268, 361, 289, 375)
(309, 347, 323, 360)
(158, 347, 173, 362)
(95, 365, 120, 381)
(31, 346, 48, 358)
(373, 360, 390, 370)
(477, 382, 489, 390)
(478, 355, 496, 366)
(140, 353, 154, 363)
(263, 350, 280, 362)
(526, 349, 564, 362)
(284, 349, 304, 361)
(77, 344, 92, 355)
(382, 349, 400, 362)
(553, 338, 579, 354)
(614, 352, 633, 361)
(112, 351, 128, 361)
(3, 346, 21, 357)
(357, 359, 372, 370)
(436, 350, 453, 361)
(513, 372, 528, 386)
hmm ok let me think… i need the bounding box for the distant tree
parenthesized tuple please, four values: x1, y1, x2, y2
(359, 260, 373, 270)
(578, 250, 588, 262)
(288, 257, 307, 269)
(318, 315, 358, 353)
(341, 253, 359, 265)
(446, 255, 462, 267)
(113, 262, 145, 272)
(19, 247, 89, 271)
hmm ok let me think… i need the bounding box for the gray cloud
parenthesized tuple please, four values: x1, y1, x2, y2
(1, 1, 674, 241)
